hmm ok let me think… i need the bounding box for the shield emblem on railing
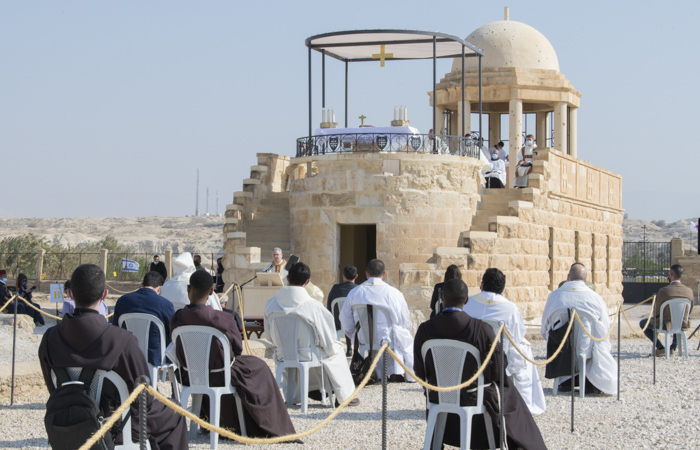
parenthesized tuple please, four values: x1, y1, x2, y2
(376, 135, 388, 150)
(410, 136, 421, 151)
(329, 137, 339, 151)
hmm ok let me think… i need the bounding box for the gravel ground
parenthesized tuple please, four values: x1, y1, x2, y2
(1, 335, 699, 449)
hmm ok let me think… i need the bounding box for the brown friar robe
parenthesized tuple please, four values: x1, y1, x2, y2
(38, 308, 188, 450)
(170, 304, 296, 439)
(414, 309, 547, 450)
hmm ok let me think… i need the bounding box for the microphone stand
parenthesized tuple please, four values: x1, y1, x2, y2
(239, 275, 257, 288)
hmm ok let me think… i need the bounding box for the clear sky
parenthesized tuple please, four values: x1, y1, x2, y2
(2, 1, 697, 221)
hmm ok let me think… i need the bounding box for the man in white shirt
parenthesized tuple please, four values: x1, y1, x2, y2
(265, 262, 359, 407)
(541, 263, 617, 395)
(340, 259, 414, 382)
(484, 148, 506, 188)
(464, 268, 545, 414)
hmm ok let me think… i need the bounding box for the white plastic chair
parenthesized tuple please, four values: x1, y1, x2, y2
(330, 296, 346, 340)
(267, 311, 331, 413)
(50, 368, 149, 450)
(481, 318, 515, 383)
(352, 304, 395, 379)
(420, 340, 496, 450)
(656, 298, 692, 359)
(171, 325, 247, 450)
(549, 308, 596, 398)
(118, 313, 180, 403)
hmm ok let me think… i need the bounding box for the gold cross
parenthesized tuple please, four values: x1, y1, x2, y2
(371, 45, 393, 67)
(359, 115, 367, 126)
(487, 299, 493, 305)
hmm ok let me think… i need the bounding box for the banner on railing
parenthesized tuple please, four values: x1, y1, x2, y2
(121, 259, 140, 273)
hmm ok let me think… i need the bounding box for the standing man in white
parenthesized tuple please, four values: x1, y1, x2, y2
(160, 252, 222, 311)
(541, 263, 617, 395)
(340, 259, 414, 382)
(464, 268, 546, 414)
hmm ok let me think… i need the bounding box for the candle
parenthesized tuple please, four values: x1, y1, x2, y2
(394, 107, 397, 121)
(404, 106, 408, 121)
(332, 109, 335, 123)
(399, 106, 403, 121)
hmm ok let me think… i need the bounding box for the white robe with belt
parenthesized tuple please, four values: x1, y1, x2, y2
(465, 292, 546, 415)
(540, 280, 617, 395)
(340, 277, 414, 380)
(264, 286, 355, 402)
(160, 252, 221, 311)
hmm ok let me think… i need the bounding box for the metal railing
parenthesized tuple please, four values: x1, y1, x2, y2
(296, 133, 483, 159)
(622, 241, 671, 282)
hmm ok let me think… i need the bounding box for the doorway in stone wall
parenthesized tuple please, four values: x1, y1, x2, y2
(339, 225, 377, 285)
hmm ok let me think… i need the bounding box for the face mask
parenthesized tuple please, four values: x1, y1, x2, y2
(526, 140, 533, 146)
(492, 154, 499, 160)
(1, 278, 6, 284)
(21, 281, 26, 286)
(153, 261, 159, 264)
(465, 139, 472, 145)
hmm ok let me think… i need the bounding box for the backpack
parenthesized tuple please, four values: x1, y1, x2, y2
(44, 367, 116, 450)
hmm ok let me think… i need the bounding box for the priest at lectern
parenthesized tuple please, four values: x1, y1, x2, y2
(263, 248, 289, 285)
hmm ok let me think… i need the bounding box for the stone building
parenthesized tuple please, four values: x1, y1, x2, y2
(222, 17, 624, 321)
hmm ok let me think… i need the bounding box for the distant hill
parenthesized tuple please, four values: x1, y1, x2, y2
(0, 215, 697, 254)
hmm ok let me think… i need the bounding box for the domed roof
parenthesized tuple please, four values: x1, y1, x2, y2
(452, 20, 559, 72)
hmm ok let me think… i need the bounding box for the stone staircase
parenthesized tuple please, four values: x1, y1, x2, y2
(240, 192, 291, 258)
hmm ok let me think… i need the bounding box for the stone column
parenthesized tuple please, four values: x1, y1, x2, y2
(164, 249, 173, 281)
(536, 112, 547, 148)
(435, 106, 446, 134)
(569, 107, 578, 158)
(671, 238, 684, 266)
(457, 101, 471, 137)
(99, 249, 108, 275)
(508, 99, 523, 189)
(489, 113, 501, 148)
(35, 249, 45, 289)
(553, 102, 568, 155)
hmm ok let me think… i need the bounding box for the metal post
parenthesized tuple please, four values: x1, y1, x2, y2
(652, 318, 656, 385)
(570, 309, 575, 433)
(498, 322, 505, 450)
(461, 44, 465, 140)
(381, 343, 388, 450)
(478, 55, 483, 142)
(138, 376, 149, 450)
(617, 307, 621, 401)
(643, 226, 647, 299)
(308, 45, 312, 139)
(432, 36, 436, 153)
(10, 295, 18, 405)
(344, 60, 348, 128)
(322, 50, 325, 109)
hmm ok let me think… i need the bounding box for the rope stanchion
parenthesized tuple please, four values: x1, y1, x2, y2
(145, 343, 389, 444)
(78, 383, 147, 450)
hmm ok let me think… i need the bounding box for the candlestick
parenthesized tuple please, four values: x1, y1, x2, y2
(404, 106, 408, 121)
(394, 107, 397, 121)
(332, 109, 335, 123)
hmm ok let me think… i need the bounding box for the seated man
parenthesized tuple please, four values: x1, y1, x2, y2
(640, 264, 694, 356)
(111, 271, 174, 367)
(63, 279, 109, 319)
(170, 270, 296, 438)
(464, 268, 545, 415)
(161, 252, 221, 311)
(483, 147, 506, 188)
(541, 263, 617, 395)
(415, 279, 547, 450)
(514, 134, 536, 188)
(265, 262, 359, 407)
(0, 269, 11, 310)
(340, 259, 414, 382)
(38, 264, 187, 450)
(326, 264, 358, 356)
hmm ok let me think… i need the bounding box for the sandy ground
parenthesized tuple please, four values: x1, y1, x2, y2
(1, 303, 699, 450)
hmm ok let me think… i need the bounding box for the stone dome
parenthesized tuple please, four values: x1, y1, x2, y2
(452, 20, 559, 72)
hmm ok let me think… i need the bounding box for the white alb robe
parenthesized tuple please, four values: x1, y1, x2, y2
(264, 286, 355, 402)
(340, 277, 414, 380)
(540, 280, 617, 395)
(514, 144, 536, 187)
(160, 252, 222, 311)
(465, 291, 546, 415)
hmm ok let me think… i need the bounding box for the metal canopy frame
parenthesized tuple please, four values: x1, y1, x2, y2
(305, 29, 484, 146)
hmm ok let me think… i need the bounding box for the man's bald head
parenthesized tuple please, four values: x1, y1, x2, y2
(568, 263, 587, 282)
(441, 279, 469, 308)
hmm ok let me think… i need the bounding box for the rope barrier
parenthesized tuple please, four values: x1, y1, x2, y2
(0, 295, 17, 314)
(235, 283, 253, 356)
(502, 317, 578, 366)
(105, 283, 139, 295)
(147, 343, 389, 444)
(78, 383, 147, 450)
(574, 306, 619, 342)
(620, 295, 657, 335)
(16, 297, 63, 321)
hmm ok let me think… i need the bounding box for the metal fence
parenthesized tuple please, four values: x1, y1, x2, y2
(0, 251, 224, 282)
(622, 241, 671, 282)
